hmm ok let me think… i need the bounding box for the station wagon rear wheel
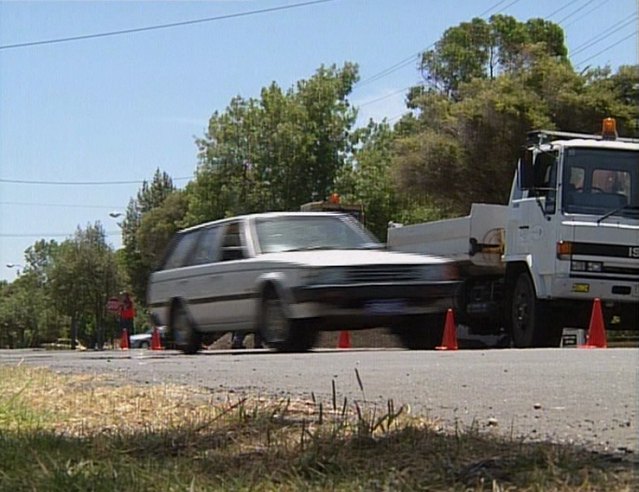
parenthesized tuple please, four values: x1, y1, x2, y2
(171, 303, 202, 354)
(260, 294, 316, 352)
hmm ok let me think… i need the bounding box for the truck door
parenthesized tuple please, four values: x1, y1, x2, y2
(507, 151, 559, 283)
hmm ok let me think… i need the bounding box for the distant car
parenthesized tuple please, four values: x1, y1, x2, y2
(147, 212, 461, 354)
(129, 326, 166, 349)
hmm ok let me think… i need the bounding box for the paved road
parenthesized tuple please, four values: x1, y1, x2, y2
(1, 347, 637, 455)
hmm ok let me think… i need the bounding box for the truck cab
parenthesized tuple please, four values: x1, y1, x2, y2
(505, 118, 638, 345)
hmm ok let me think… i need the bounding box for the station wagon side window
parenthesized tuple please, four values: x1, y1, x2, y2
(186, 226, 222, 266)
(220, 222, 246, 261)
(161, 230, 201, 270)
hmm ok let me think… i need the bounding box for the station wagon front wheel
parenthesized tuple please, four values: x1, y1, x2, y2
(171, 303, 202, 354)
(260, 294, 316, 352)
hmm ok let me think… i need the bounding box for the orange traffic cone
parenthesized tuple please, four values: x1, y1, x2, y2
(151, 327, 164, 350)
(436, 309, 458, 350)
(337, 331, 351, 349)
(120, 329, 129, 350)
(580, 298, 607, 349)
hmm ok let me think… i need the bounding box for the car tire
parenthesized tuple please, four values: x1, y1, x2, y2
(139, 341, 150, 349)
(394, 314, 445, 350)
(509, 272, 562, 348)
(259, 293, 316, 352)
(170, 303, 202, 354)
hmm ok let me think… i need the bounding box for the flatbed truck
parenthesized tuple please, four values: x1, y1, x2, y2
(388, 118, 639, 347)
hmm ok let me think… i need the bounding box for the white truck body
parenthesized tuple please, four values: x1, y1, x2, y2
(389, 203, 507, 275)
(388, 124, 639, 347)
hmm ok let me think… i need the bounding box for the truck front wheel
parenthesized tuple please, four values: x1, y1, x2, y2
(510, 272, 562, 348)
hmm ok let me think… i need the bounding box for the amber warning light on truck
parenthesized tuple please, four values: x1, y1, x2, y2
(601, 117, 618, 140)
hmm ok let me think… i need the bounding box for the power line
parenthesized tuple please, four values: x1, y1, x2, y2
(0, 201, 120, 210)
(0, 0, 336, 51)
(570, 15, 638, 57)
(563, 0, 612, 28)
(491, 0, 523, 15)
(546, 0, 583, 19)
(354, 0, 516, 90)
(557, 0, 598, 24)
(478, 0, 511, 18)
(355, 52, 423, 89)
(574, 30, 638, 67)
(0, 231, 121, 238)
(358, 86, 414, 108)
(0, 176, 191, 185)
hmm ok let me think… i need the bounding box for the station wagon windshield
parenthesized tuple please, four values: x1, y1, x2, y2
(254, 215, 381, 253)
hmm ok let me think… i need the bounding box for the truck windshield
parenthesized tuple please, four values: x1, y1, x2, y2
(562, 148, 638, 218)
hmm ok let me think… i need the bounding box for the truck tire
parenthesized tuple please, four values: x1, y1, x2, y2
(509, 272, 562, 348)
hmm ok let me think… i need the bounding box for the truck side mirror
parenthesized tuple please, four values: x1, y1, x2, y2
(518, 149, 534, 190)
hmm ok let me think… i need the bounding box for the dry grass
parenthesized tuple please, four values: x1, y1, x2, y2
(0, 364, 636, 491)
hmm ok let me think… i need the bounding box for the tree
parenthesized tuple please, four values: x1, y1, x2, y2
(393, 16, 638, 218)
(337, 120, 403, 240)
(420, 15, 568, 98)
(188, 63, 359, 224)
(48, 223, 120, 348)
(120, 169, 178, 305)
(137, 191, 190, 270)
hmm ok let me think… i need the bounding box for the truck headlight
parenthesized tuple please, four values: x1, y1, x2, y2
(571, 261, 586, 271)
(571, 261, 603, 272)
(586, 261, 603, 272)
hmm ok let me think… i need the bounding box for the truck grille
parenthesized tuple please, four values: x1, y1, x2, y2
(602, 265, 639, 276)
(344, 265, 421, 283)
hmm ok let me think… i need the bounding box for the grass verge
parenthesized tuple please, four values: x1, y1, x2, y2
(0, 365, 635, 491)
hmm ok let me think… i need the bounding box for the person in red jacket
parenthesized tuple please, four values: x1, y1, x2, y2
(119, 291, 135, 347)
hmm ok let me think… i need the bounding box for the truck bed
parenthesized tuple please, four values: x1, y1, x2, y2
(387, 203, 508, 276)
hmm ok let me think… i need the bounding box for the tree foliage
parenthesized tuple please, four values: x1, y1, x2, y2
(48, 223, 120, 347)
(120, 169, 179, 306)
(0, 225, 121, 348)
(187, 63, 359, 224)
(421, 15, 568, 98)
(393, 18, 638, 217)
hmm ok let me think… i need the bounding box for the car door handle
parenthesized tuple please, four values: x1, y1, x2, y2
(519, 225, 529, 230)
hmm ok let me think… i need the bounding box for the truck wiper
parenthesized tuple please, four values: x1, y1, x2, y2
(596, 205, 639, 224)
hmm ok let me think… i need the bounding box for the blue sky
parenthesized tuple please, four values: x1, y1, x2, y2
(1, 0, 637, 281)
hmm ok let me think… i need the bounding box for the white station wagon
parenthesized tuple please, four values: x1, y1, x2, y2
(147, 212, 460, 353)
